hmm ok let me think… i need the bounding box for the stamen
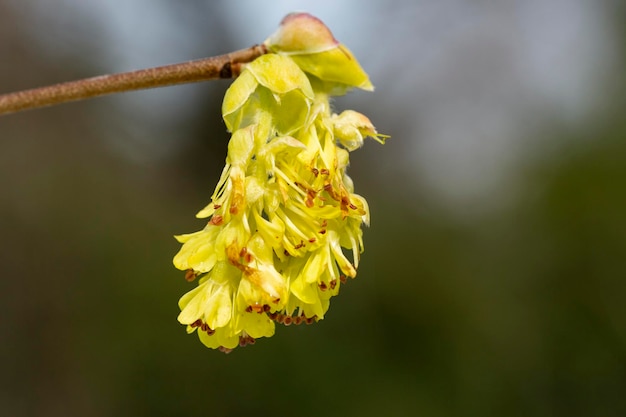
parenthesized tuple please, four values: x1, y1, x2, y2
(209, 214, 224, 226)
(274, 167, 308, 198)
(184, 269, 197, 282)
(248, 304, 266, 314)
(239, 334, 256, 347)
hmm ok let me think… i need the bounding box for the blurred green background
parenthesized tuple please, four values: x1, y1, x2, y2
(1, 1, 625, 416)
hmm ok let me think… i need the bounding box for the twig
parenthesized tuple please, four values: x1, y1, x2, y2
(0, 44, 268, 116)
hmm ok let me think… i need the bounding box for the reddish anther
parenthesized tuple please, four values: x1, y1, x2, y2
(209, 215, 224, 226)
(184, 269, 197, 282)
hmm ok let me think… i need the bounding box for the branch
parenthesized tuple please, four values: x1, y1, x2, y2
(0, 44, 268, 116)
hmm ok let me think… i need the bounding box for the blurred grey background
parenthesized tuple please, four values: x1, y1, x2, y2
(1, 1, 625, 416)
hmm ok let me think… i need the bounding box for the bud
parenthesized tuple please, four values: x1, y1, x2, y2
(264, 12, 374, 93)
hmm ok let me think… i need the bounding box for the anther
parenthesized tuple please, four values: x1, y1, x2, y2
(209, 214, 224, 226)
(239, 334, 256, 347)
(249, 304, 265, 314)
(184, 269, 197, 282)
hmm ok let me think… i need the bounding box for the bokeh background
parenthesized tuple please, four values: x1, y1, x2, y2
(1, 1, 625, 416)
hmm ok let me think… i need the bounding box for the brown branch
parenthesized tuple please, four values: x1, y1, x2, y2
(0, 44, 268, 116)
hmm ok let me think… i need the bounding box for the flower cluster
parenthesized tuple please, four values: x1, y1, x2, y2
(173, 13, 386, 352)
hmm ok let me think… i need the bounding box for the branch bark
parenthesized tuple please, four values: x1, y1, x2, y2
(0, 44, 268, 116)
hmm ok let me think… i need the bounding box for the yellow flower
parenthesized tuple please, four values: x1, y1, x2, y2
(173, 13, 386, 351)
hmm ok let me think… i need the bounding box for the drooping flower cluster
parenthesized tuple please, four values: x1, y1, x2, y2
(173, 13, 386, 352)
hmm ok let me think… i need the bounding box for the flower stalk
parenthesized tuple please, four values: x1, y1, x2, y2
(0, 44, 267, 116)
